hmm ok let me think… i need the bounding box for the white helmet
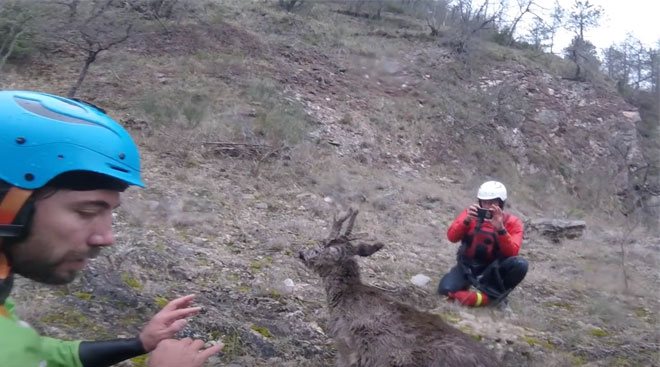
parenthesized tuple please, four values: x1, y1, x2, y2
(477, 181, 507, 201)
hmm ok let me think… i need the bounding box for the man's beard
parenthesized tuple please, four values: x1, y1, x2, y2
(9, 247, 102, 285)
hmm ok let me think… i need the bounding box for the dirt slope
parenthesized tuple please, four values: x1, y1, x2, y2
(5, 1, 658, 366)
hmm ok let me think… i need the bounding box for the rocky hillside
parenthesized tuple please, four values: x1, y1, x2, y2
(4, 1, 659, 366)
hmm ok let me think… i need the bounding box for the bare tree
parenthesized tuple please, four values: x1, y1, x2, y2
(52, 0, 136, 97)
(424, 0, 451, 36)
(650, 42, 659, 94)
(0, 2, 35, 73)
(563, 0, 602, 81)
(503, 0, 540, 46)
(564, 35, 599, 81)
(449, 0, 506, 53)
(54, 0, 80, 21)
(546, 0, 564, 53)
(526, 16, 550, 50)
(566, 0, 602, 42)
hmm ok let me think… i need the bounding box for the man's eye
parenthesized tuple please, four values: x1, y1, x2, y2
(77, 210, 97, 218)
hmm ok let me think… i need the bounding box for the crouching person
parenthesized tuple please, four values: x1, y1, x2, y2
(439, 181, 528, 310)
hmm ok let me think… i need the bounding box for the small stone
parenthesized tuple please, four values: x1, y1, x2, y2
(410, 274, 431, 287)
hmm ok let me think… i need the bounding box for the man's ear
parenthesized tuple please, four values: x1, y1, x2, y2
(356, 242, 384, 257)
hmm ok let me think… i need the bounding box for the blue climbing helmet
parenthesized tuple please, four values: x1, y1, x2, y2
(0, 90, 143, 189)
(0, 90, 143, 238)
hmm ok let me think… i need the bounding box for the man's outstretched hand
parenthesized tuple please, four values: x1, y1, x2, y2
(139, 294, 202, 352)
(148, 338, 223, 367)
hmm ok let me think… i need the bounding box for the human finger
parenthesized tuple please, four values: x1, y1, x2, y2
(190, 339, 205, 351)
(162, 294, 196, 311)
(162, 307, 202, 323)
(163, 319, 187, 335)
(198, 344, 224, 360)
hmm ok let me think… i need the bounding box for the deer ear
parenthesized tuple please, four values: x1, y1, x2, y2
(356, 242, 384, 257)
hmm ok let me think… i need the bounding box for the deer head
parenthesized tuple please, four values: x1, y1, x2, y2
(298, 208, 384, 274)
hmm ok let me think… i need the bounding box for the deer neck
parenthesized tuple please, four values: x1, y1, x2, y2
(321, 260, 361, 309)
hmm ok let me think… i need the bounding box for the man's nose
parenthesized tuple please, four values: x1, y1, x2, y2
(88, 216, 115, 247)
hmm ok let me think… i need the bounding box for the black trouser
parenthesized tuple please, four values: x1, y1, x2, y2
(438, 256, 528, 301)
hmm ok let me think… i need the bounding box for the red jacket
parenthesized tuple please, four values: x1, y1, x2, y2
(446, 209, 523, 259)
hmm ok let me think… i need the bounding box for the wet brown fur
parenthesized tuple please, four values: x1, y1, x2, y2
(299, 209, 500, 367)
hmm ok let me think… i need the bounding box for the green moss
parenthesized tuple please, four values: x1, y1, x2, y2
(237, 286, 250, 293)
(250, 325, 272, 338)
(588, 328, 609, 337)
(250, 261, 263, 271)
(41, 309, 110, 337)
(222, 329, 244, 356)
(74, 292, 93, 300)
(569, 354, 586, 365)
(441, 313, 461, 324)
(118, 315, 142, 326)
(155, 297, 169, 308)
(121, 273, 143, 291)
(634, 308, 648, 318)
(544, 301, 574, 311)
(209, 330, 223, 340)
(54, 288, 71, 296)
(522, 337, 556, 350)
(611, 356, 634, 366)
(130, 354, 148, 367)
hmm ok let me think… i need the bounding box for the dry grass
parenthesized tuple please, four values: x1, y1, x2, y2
(3, 1, 659, 366)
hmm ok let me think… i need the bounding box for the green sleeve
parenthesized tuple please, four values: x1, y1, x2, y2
(1, 298, 83, 367)
(40, 337, 83, 367)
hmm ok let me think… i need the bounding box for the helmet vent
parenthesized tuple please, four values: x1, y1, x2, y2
(15, 97, 95, 126)
(108, 164, 129, 173)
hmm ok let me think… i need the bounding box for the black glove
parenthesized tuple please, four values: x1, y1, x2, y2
(79, 337, 146, 367)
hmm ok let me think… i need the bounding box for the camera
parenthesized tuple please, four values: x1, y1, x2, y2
(476, 207, 493, 220)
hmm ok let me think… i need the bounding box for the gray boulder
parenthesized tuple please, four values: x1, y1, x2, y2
(528, 219, 587, 242)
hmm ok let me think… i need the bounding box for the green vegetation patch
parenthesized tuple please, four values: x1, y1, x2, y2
(73, 292, 93, 300)
(544, 301, 575, 311)
(441, 313, 461, 324)
(130, 354, 148, 367)
(588, 328, 609, 337)
(222, 329, 244, 356)
(155, 297, 169, 308)
(521, 337, 556, 350)
(250, 324, 272, 338)
(121, 273, 143, 291)
(41, 309, 111, 338)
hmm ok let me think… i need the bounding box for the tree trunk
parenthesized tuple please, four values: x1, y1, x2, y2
(0, 29, 26, 73)
(68, 51, 99, 98)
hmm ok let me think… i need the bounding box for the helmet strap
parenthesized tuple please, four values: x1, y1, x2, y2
(0, 187, 33, 279)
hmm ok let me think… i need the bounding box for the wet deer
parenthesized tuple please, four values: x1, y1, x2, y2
(298, 209, 501, 367)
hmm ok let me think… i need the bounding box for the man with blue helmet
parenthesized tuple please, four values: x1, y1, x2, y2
(0, 91, 222, 367)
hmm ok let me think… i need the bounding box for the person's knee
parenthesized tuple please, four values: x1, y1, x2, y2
(437, 283, 453, 296)
(511, 257, 528, 276)
(437, 277, 467, 296)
